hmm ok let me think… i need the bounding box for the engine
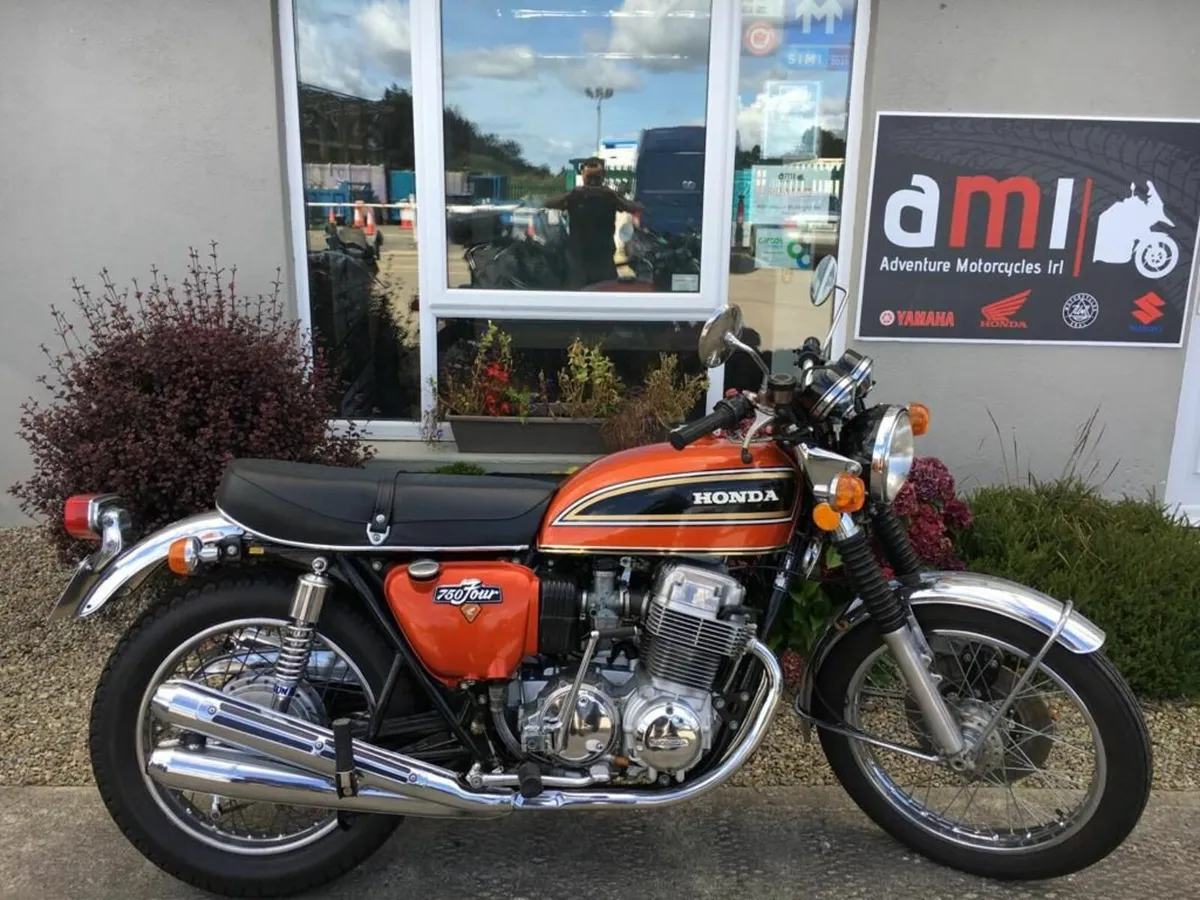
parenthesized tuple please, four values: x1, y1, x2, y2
(515, 561, 757, 784)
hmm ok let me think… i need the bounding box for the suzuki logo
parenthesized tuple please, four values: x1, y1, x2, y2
(979, 290, 1030, 329)
(1132, 291, 1165, 325)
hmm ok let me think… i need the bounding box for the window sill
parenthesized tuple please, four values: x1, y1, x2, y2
(366, 439, 598, 476)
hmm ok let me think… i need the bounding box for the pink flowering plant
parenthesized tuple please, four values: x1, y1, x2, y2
(881, 456, 973, 576)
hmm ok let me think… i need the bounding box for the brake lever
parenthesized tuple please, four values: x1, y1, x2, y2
(740, 408, 776, 464)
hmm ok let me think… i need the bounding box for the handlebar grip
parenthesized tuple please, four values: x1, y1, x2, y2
(668, 396, 750, 450)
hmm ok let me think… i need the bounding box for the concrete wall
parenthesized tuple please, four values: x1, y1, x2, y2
(847, 0, 1200, 498)
(0, 0, 291, 524)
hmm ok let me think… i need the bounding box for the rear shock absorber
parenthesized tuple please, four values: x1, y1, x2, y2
(273, 558, 333, 713)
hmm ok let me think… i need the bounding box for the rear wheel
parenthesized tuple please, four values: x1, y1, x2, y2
(90, 574, 403, 898)
(813, 605, 1152, 880)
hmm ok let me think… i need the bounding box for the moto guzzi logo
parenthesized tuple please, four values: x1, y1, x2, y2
(433, 578, 503, 606)
(692, 488, 781, 506)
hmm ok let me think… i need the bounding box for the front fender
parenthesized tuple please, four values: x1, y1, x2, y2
(51, 512, 243, 620)
(794, 571, 1105, 727)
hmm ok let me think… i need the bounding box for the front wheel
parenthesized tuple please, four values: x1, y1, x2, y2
(812, 604, 1151, 880)
(89, 573, 404, 898)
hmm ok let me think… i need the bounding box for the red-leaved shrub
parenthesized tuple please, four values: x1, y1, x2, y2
(10, 245, 372, 558)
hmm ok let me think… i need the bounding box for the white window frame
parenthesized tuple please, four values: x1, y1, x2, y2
(278, 0, 871, 439)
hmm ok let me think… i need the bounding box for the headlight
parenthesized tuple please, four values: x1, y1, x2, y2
(870, 406, 915, 501)
(841, 404, 914, 502)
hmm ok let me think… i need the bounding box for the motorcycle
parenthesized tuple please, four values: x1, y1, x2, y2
(53, 256, 1151, 897)
(1092, 179, 1180, 279)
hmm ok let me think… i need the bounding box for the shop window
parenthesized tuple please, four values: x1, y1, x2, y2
(726, 0, 860, 391)
(438, 1, 713, 294)
(292, 0, 422, 420)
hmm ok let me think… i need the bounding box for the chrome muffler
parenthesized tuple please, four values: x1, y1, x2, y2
(144, 640, 782, 816)
(147, 679, 512, 819)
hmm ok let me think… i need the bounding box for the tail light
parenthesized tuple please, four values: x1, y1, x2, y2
(63, 493, 121, 541)
(64, 495, 101, 541)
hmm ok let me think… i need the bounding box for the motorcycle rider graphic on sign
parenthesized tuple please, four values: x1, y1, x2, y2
(1091, 180, 1180, 279)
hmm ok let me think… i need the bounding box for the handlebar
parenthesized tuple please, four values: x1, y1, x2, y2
(668, 394, 753, 450)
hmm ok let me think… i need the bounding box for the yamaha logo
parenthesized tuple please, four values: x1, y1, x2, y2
(692, 488, 781, 506)
(433, 578, 503, 606)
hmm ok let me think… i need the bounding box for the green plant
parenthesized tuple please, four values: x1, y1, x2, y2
(960, 478, 1200, 699)
(433, 461, 487, 475)
(437, 321, 519, 417)
(554, 337, 624, 419)
(600, 353, 707, 450)
(11, 245, 371, 559)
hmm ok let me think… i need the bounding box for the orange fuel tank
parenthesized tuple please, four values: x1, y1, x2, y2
(537, 435, 800, 556)
(384, 561, 540, 685)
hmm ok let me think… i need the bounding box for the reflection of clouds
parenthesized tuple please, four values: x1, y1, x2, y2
(605, 0, 711, 72)
(299, 0, 711, 98)
(297, 16, 376, 98)
(445, 45, 539, 79)
(738, 91, 848, 152)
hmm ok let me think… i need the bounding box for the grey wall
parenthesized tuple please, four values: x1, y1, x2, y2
(847, 0, 1200, 498)
(0, 0, 291, 525)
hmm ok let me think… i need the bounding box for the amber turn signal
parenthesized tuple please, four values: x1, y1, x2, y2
(167, 537, 201, 577)
(812, 502, 842, 531)
(830, 474, 866, 513)
(908, 402, 930, 436)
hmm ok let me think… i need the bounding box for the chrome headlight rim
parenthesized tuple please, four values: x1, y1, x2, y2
(869, 405, 915, 502)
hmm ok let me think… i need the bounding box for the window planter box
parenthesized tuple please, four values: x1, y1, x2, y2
(447, 414, 609, 455)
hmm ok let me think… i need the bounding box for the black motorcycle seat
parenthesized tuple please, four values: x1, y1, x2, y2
(215, 459, 556, 550)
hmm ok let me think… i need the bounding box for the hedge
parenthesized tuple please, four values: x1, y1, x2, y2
(960, 478, 1200, 700)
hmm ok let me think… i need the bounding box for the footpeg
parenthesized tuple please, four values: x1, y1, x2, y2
(517, 761, 544, 799)
(332, 717, 359, 799)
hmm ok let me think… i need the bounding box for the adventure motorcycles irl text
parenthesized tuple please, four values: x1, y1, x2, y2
(54, 256, 1151, 896)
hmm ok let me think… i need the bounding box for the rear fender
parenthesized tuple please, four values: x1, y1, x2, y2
(793, 571, 1106, 738)
(51, 512, 244, 620)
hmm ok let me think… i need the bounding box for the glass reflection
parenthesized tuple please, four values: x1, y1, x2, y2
(294, 0, 423, 419)
(727, 0, 858, 391)
(441, 1, 713, 293)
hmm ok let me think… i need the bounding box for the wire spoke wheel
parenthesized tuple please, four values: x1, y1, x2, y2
(845, 629, 1104, 852)
(135, 617, 376, 855)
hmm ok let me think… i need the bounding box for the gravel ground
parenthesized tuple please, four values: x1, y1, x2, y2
(2, 526, 1198, 790)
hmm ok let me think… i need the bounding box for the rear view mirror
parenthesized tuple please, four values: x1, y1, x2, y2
(810, 256, 838, 307)
(697, 305, 745, 368)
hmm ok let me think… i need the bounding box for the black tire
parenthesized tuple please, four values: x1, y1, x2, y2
(813, 604, 1152, 881)
(89, 573, 402, 898)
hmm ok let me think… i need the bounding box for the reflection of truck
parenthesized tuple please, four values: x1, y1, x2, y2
(634, 126, 705, 236)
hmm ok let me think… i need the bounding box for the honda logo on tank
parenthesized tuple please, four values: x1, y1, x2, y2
(855, 113, 1200, 346)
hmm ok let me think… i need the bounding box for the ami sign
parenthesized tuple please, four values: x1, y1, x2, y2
(856, 113, 1200, 346)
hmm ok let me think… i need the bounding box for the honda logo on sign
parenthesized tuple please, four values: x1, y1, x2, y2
(979, 290, 1030, 329)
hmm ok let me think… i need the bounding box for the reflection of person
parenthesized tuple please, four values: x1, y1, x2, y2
(545, 157, 644, 288)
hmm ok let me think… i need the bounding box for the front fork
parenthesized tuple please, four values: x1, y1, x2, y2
(830, 512, 968, 761)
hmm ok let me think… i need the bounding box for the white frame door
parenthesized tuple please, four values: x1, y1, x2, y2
(412, 0, 740, 429)
(277, 0, 871, 439)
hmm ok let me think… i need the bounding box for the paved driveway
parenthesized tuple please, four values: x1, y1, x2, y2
(2, 786, 1196, 899)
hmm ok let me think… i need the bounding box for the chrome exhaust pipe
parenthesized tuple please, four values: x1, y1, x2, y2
(145, 640, 782, 816)
(148, 679, 513, 819)
(147, 745, 462, 816)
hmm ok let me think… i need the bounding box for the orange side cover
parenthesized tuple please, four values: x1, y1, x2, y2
(384, 561, 540, 685)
